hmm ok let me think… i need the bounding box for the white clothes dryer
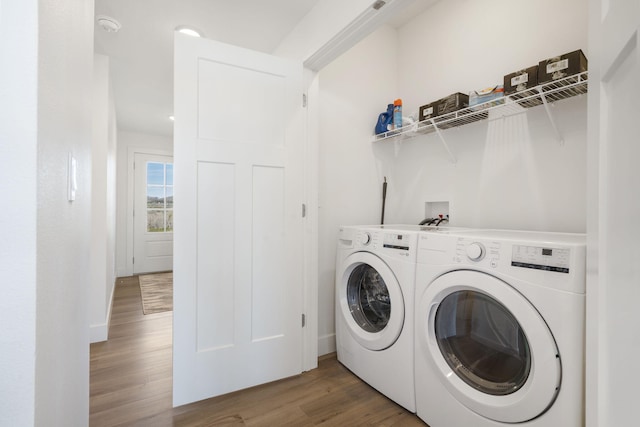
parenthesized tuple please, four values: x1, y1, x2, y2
(335, 225, 420, 412)
(414, 229, 586, 427)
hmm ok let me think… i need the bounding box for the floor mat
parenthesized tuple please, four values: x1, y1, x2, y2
(138, 272, 173, 314)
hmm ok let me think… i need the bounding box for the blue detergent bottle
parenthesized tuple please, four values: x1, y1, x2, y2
(375, 104, 394, 135)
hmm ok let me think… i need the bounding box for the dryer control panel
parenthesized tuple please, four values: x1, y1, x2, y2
(417, 230, 586, 293)
(511, 245, 571, 273)
(452, 238, 572, 273)
(454, 238, 502, 269)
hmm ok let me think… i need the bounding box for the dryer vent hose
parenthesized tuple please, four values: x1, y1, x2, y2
(381, 177, 387, 225)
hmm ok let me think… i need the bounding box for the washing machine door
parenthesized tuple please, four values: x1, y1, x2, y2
(338, 252, 404, 351)
(418, 270, 560, 423)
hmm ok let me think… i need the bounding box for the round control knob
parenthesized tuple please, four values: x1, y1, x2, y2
(466, 242, 485, 261)
(361, 232, 372, 245)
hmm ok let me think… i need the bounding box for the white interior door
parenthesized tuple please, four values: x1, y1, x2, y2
(133, 152, 174, 274)
(588, 2, 640, 426)
(173, 34, 305, 406)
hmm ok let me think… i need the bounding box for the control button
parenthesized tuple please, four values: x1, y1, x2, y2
(361, 232, 371, 245)
(490, 259, 498, 268)
(466, 242, 485, 261)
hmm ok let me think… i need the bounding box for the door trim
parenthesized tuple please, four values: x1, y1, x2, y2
(126, 146, 173, 277)
(302, 69, 319, 369)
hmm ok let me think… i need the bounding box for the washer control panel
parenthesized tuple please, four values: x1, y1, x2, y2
(353, 229, 416, 259)
(360, 232, 372, 246)
(382, 233, 411, 251)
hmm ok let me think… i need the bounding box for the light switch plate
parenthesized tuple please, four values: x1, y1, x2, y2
(68, 153, 77, 202)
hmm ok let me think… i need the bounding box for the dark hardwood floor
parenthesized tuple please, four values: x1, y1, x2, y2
(90, 277, 426, 426)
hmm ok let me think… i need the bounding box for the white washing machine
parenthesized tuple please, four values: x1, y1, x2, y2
(335, 225, 420, 412)
(414, 229, 586, 427)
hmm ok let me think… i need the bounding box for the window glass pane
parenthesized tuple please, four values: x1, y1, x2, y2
(166, 210, 173, 232)
(145, 161, 173, 233)
(147, 210, 165, 232)
(147, 187, 165, 208)
(166, 163, 173, 185)
(147, 162, 165, 185)
(166, 186, 174, 208)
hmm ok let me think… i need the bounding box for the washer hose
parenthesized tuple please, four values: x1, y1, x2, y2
(380, 177, 387, 225)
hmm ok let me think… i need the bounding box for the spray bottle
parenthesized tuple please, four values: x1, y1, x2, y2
(393, 99, 402, 130)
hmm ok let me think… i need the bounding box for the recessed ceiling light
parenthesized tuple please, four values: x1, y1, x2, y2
(176, 26, 203, 38)
(96, 15, 121, 33)
(169, 115, 175, 121)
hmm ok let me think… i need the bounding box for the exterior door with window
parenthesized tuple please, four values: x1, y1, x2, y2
(133, 153, 174, 274)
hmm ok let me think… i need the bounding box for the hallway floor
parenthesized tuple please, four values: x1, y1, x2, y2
(89, 277, 426, 426)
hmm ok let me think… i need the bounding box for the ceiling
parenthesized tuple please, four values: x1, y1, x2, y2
(94, 0, 436, 137)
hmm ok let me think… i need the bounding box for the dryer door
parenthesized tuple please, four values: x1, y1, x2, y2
(418, 270, 560, 423)
(338, 252, 404, 351)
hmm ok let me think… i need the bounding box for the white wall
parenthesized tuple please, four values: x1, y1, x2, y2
(1, 0, 94, 425)
(35, 0, 95, 425)
(274, 0, 418, 70)
(389, 0, 588, 230)
(0, 1, 39, 424)
(274, 0, 383, 63)
(90, 54, 118, 343)
(586, 1, 640, 425)
(116, 130, 173, 277)
(107, 63, 118, 322)
(376, 97, 588, 231)
(317, 0, 588, 354)
(397, 0, 588, 117)
(274, 0, 423, 356)
(317, 25, 399, 354)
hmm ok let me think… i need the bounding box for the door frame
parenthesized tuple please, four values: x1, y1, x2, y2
(302, 70, 319, 370)
(126, 146, 173, 276)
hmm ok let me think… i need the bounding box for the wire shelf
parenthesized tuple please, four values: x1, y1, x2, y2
(372, 71, 588, 143)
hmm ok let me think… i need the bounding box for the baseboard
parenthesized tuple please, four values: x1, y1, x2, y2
(317, 333, 336, 356)
(89, 282, 116, 344)
(90, 323, 108, 343)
